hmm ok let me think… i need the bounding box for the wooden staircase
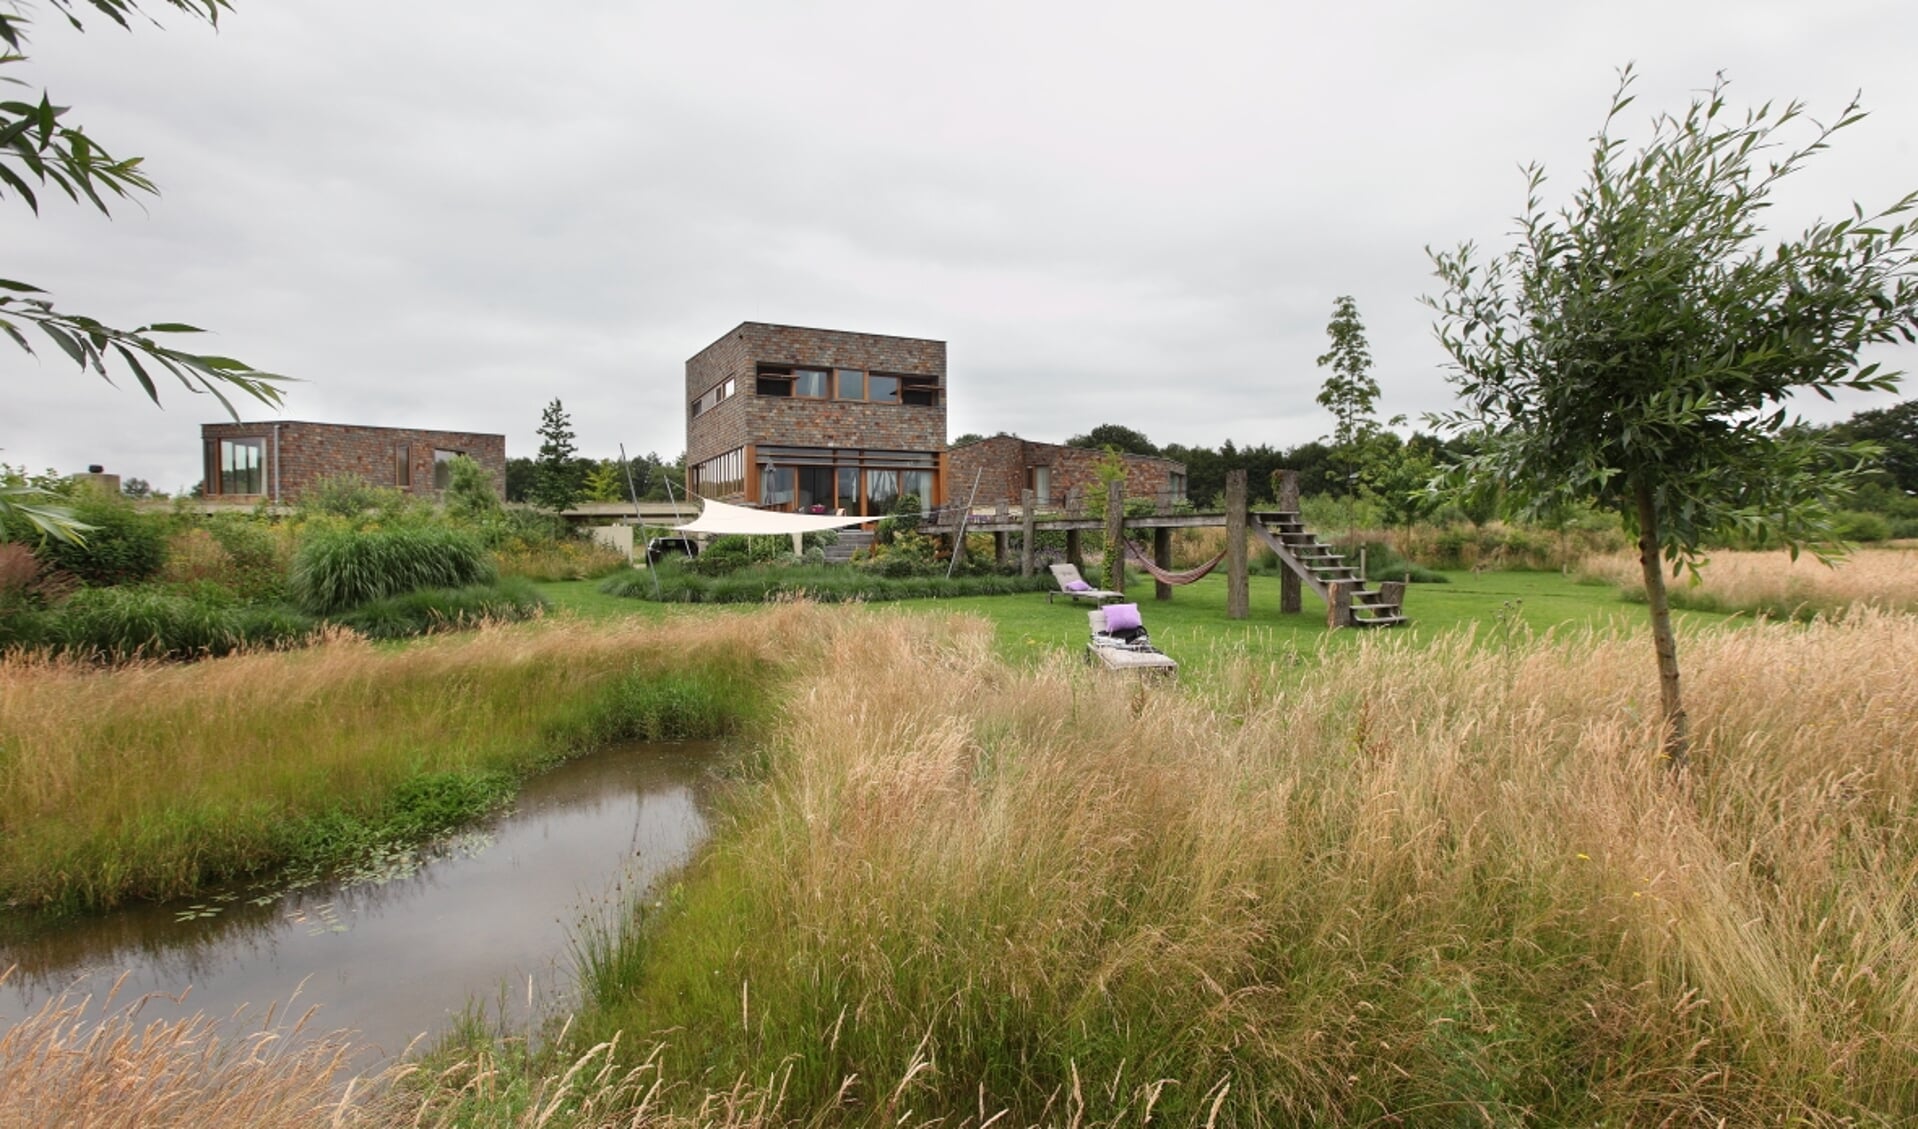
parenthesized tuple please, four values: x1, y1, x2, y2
(1251, 511, 1408, 628)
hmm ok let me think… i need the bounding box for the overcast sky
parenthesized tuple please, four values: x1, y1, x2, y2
(7, 0, 1917, 493)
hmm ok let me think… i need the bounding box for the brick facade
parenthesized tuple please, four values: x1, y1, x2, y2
(947, 436, 1187, 511)
(199, 421, 507, 503)
(686, 323, 947, 513)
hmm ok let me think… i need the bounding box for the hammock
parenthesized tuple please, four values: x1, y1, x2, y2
(1123, 539, 1227, 586)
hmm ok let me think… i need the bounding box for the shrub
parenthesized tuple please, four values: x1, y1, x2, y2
(290, 525, 495, 615)
(1, 584, 314, 659)
(295, 474, 418, 522)
(1831, 509, 1893, 543)
(328, 579, 545, 639)
(495, 537, 630, 581)
(602, 563, 1052, 603)
(30, 496, 168, 586)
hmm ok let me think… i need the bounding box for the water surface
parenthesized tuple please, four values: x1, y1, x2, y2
(0, 741, 716, 1057)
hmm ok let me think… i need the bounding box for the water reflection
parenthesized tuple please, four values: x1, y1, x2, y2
(0, 742, 715, 1057)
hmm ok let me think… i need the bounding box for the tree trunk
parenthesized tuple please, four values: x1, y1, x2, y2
(1633, 480, 1690, 769)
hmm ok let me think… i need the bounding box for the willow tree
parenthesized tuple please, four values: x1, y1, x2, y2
(1427, 69, 1918, 767)
(2, 1, 284, 540)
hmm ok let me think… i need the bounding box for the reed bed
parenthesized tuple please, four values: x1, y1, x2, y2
(1581, 546, 1918, 618)
(558, 606, 1918, 1125)
(0, 611, 801, 912)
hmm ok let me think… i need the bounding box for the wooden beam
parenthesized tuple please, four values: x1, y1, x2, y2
(1066, 528, 1083, 571)
(1105, 484, 1125, 596)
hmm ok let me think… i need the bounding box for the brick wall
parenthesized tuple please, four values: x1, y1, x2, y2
(201, 421, 507, 502)
(686, 322, 947, 477)
(947, 437, 1186, 511)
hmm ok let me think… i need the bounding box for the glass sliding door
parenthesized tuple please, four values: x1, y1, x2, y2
(797, 466, 835, 513)
(837, 467, 859, 514)
(865, 469, 898, 516)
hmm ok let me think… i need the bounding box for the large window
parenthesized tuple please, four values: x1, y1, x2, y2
(865, 468, 899, 514)
(433, 448, 464, 490)
(866, 374, 900, 404)
(690, 447, 745, 498)
(394, 444, 411, 488)
(901, 469, 933, 507)
(216, 437, 264, 495)
(761, 465, 796, 507)
(1029, 465, 1052, 506)
(794, 368, 829, 398)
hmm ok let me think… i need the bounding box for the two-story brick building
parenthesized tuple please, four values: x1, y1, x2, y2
(199, 421, 507, 503)
(685, 323, 947, 515)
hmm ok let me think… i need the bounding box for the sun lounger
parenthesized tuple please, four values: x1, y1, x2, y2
(1048, 562, 1124, 605)
(1086, 604, 1178, 675)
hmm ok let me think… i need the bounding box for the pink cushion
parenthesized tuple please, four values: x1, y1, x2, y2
(1064, 580, 1091, 592)
(1102, 603, 1142, 632)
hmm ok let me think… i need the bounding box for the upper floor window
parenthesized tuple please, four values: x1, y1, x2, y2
(395, 444, 412, 488)
(754, 363, 937, 405)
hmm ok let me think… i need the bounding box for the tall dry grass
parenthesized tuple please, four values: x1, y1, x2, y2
(9, 605, 1918, 1123)
(0, 610, 804, 911)
(1581, 546, 1918, 618)
(0, 972, 369, 1128)
(563, 605, 1918, 1124)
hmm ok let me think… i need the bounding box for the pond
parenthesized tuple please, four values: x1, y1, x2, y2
(0, 741, 717, 1058)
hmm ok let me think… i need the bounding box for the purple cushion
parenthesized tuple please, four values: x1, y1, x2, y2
(1064, 580, 1091, 592)
(1102, 603, 1142, 632)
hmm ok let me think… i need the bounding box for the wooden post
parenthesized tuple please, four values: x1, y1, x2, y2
(1277, 468, 1301, 614)
(1066, 528, 1083, 571)
(1106, 485, 1126, 595)
(1326, 581, 1352, 629)
(1226, 469, 1248, 620)
(994, 530, 1008, 567)
(1020, 489, 1035, 577)
(1153, 525, 1173, 601)
(1276, 469, 1300, 514)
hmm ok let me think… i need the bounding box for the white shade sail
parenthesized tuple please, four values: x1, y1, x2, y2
(674, 497, 877, 536)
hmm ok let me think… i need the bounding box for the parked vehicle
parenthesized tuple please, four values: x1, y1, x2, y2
(645, 535, 699, 566)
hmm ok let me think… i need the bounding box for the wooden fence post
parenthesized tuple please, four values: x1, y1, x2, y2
(1226, 470, 1248, 620)
(1276, 469, 1302, 614)
(1153, 525, 1173, 601)
(1020, 489, 1035, 577)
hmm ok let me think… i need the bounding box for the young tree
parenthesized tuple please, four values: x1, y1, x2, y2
(531, 399, 583, 512)
(1315, 295, 1383, 492)
(2, 1, 284, 541)
(1428, 68, 1918, 767)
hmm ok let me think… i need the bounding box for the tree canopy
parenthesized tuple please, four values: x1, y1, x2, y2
(1064, 424, 1158, 457)
(1428, 67, 1918, 764)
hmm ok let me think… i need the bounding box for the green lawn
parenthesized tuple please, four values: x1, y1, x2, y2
(537, 568, 1738, 671)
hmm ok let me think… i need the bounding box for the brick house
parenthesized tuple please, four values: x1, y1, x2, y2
(199, 421, 507, 503)
(946, 435, 1187, 511)
(685, 323, 947, 515)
